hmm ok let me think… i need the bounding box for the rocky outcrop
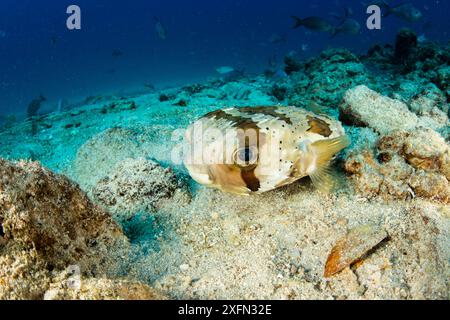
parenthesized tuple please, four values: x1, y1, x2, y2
(0, 159, 162, 300)
(340, 85, 419, 134)
(92, 158, 189, 222)
(344, 128, 450, 203)
(44, 271, 165, 300)
(71, 128, 143, 191)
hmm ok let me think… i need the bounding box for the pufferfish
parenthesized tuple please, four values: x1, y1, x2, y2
(183, 106, 350, 195)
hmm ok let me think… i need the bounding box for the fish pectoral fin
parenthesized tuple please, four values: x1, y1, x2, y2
(309, 135, 350, 193)
(220, 185, 251, 196)
(309, 165, 336, 193)
(312, 135, 350, 167)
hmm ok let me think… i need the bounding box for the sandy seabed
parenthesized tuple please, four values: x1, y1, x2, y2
(0, 41, 449, 300)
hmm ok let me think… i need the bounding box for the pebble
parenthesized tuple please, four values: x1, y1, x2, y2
(180, 264, 190, 272)
(211, 212, 220, 220)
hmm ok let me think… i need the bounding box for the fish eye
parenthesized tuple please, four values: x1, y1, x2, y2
(234, 146, 258, 166)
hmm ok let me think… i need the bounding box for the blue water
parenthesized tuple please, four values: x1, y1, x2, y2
(0, 0, 448, 116)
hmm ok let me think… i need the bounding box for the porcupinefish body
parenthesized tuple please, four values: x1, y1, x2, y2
(184, 106, 350, 195)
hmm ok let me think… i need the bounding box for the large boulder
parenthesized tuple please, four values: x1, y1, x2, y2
(340, 85, 419, 134)
(0, 159, 127, 272)
(0, 159, 163, 300)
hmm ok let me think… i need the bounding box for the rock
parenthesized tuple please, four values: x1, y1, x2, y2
(0, 248, 51, 300)
(436, 65, 449, 92)
(284, 55, 302, 75)
(340, 85, 418, 134)
(409, 171, 450, 203)
(71, 128, 142, 191)
(404, 129, 449, 170)
(344, 128, 450, 203)
(44, 271, 165, 300)
(0, 159, 127, 271)
(0, 159, 131, 299)
(394, 29, 418, 66)
(92, 158, 188, 222)
(288, 49, 371, 108)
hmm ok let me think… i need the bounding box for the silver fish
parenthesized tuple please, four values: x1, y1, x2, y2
(184, 106, 350, 195)
(215, 66, 235, 75)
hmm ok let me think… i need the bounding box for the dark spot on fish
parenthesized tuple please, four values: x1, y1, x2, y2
(205, 109, 259, 130)
(238, 106, 293, 125)
(306, 115, 332, 137)
(241, 168, 260, 192)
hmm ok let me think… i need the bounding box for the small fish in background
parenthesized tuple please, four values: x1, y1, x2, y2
(154, 17, 167, 40)
(291, 16, 334, 33)
(112, 49, 124, 57)
(184, 106, 350, 195)
(268, 33, 287, 44)
(300, 44, 309, 52)
(215, 66, 246, 81)
(215, 66, 235, 75)
(51, 36, 57, 45)
(417, 34, 428, 43)
(331, 11, 361, 37)
(377, 1, 423, 22)
(0, 30, 6, 38)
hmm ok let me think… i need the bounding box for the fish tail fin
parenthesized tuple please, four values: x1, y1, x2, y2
(291, 16, 304, 29)
(309, 135, 350, 193)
